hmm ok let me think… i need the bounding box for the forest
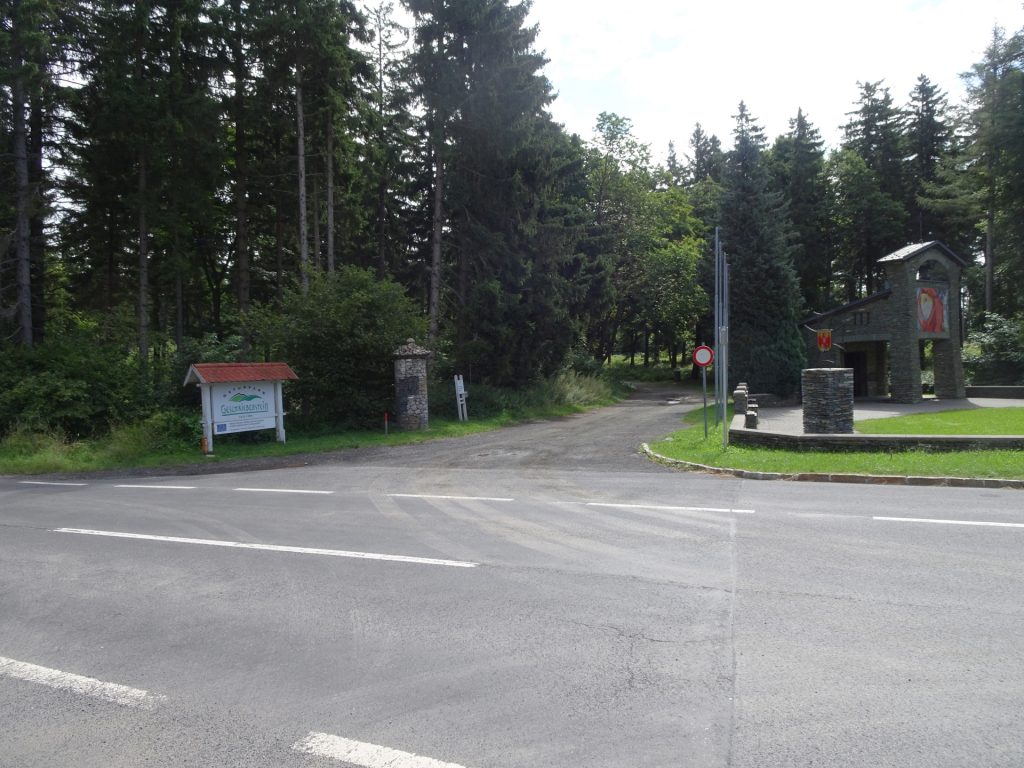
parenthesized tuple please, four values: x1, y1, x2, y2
(2, 0, 1024, 440)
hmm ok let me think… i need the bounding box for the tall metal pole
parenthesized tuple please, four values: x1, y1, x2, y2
(713, 228, 721, 428)
(722, 258, 730, 449)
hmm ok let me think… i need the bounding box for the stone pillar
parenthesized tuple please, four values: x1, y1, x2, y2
(393, 339, 430, 430)
(887, 264, 923, 403)
(733, 384, 748, 415)
(933, 339, 965, 399)
(802, 368, 854, 434)
(933, 272, 966, 399)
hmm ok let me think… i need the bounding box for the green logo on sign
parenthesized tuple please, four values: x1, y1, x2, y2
(229, 393, 261, 403)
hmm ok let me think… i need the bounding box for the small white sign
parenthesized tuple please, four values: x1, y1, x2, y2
(454, 375, 468, 422)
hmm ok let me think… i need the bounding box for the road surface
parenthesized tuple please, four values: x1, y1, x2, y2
(2, 385, 1022, 767)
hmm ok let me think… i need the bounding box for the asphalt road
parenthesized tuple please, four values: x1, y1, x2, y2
(2, 385, 1023, 767)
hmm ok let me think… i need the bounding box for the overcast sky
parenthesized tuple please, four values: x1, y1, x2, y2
(525, 0, 1024, 159)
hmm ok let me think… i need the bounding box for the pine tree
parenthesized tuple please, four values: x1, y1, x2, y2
(719, 102, 805, 395)
(904, 75, 953, 243)
(770, 108, 828, 311)
(406, 0, 581, 383)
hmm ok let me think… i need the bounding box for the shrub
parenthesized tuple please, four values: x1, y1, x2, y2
(0, 333, 138, 438)
(246, 267, 427, 428)
(963, 314, 1024, 385)
(101, 410, 201, 463)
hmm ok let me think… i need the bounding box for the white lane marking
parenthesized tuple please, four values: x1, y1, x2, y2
(0, 655, 165, 710)
(874, 516, 1024, 529)
(233, 487, 333, 495)
(292, 732, 473, 768)
(388, 493, 514, 502)
(18, 481, 88, 487)
(54, 528, 478, 568)
(115, 484, 196, 490)
(586, 502, 756, 514)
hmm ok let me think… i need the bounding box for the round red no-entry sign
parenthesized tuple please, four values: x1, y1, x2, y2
(692, 345, 714, 368)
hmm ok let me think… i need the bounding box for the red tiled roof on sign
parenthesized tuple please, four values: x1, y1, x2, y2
(184, 362, 299, 386)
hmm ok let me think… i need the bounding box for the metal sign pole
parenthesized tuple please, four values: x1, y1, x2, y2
(713, 228, 721, 428)
(702, 365, 708, 438)
(722, 258, 730, 449)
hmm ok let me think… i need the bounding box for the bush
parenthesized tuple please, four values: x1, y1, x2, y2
(0, 332, 139, 438)
(246, 267, 427, 428)
(428, 371, 614, 420)
(963, 314, 1024, 385)
(101, 410, 202, 462)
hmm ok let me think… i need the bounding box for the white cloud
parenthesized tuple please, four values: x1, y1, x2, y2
(528, 0, 1024, 158)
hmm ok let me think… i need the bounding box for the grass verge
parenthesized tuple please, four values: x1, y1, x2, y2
(856, 407, 1024, 435)
(0, 373, 621, 476)
(649, 405, 1024, 480)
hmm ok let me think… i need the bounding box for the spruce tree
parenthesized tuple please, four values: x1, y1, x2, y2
(719, 103, 805, 395)
(406, 0, 581, 384)
(770, 108, 828, 311)
(904, 75, 953, 243)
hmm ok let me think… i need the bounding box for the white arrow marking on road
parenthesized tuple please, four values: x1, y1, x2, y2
(388, 493, 514, 502)
(233, 487, 334, 495)
(586, 502, 756, 514)
(292, 732, 475, 768)
(0, 655, 165, 710)
(53, 528, 478, 568)
(874, 516, 1024, 529)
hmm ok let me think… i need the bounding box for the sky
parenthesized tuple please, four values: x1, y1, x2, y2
(523, 0, 1024, 160)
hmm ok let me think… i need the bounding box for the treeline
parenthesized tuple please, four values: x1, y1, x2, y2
(1, 1, 1023, 435)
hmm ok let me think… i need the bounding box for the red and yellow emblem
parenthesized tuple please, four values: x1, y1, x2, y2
(817, 329, 832, 352)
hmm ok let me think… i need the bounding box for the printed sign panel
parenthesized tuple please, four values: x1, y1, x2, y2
(212, 383, 278, 435)
(817, 329, 832, 352)
(917, 285, 949, 335)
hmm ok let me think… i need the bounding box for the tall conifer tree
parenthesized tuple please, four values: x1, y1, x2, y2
(719, 103, 805, 395)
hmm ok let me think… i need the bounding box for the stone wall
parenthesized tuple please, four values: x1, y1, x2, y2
(729, 428, 1024, 452)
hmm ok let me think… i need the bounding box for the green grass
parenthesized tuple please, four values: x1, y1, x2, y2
(649, 405, 1024, 480)
(604, 356, 692, 383)
(856, 407, 1024, 435)
(0, 372, 620, 476)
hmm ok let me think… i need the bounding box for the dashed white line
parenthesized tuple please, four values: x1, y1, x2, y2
(874, 516, 1024, 529)
(388, 493, 514, 502)
(53, 528, 478, 568)
(233, 487, 334, 495)
(18, 481, 88, 487)
(0, 655, 165, 710)
(292, 732, 473, 768)
(586, 502, 756, 514)
(115, 484, 196, 490)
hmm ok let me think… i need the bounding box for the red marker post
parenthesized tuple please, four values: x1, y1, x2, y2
(692, 345, 715, 438)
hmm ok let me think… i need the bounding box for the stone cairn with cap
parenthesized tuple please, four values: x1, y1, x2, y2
(393, 338, 431, 430)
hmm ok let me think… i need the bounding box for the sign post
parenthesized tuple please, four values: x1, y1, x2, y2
(454, 375, 468, 422)
(692, 345, 714, 437)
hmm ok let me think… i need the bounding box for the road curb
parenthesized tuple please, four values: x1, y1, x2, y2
(640, 443, 1024, 490)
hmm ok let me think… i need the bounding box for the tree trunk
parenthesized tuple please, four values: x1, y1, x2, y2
(12, 70, 32, 347)
(175, 268, 184, 347)
(985, 161, 995, 314)
(275, 201, 285, 301)
(138, 154, 149, 372)
(29, 81, 45, 343)
(231, 0, 250, 313)
(428, 118, 445, 340)
(326, 114, 335, 273)
(312, 173, 321, 270)
(296, 68, 309, 292)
